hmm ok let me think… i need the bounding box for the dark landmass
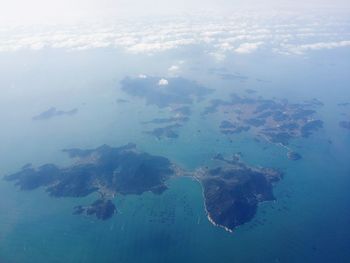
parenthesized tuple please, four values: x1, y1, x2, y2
(203, 93, 323, 146)
(32, 107, 78, 120)
(219, 121, 250, 134)
(73, 199, 116, 220)
(142, 106, 191, 139)
(339, 121, 350, 130)
(121, 76, 208, 139)
(4, 142, 286, 232)
(145, 124, 181, 139)
(142, 116, 189, 125)
(287, 151, 302, 161)
(4, 143, 180, 220)
(202, 99, 232, 115)
(301, 120, 323, 137)
(195, 154, 282, 232)
(120, 76, 212, 108)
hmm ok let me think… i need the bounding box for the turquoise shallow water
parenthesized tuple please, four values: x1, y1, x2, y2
(0, 48, 349, 262)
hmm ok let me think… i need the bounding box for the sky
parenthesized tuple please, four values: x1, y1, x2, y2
(0, 0, 349, 25)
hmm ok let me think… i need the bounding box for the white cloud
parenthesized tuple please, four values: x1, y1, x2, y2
(0, 11, 349, 57)
(234, 42, 262, 54)
(281, 40, 350, 55)
(217, 42, 235, 52)
(125, 38, 197, 54)
(209, 51, 226, 61)
(168, 65, 180, 73)
(138, 74, 147, 78)
(158, 78, 169, 86)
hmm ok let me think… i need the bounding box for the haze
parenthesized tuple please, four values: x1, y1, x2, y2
(1, 0, 349, 25)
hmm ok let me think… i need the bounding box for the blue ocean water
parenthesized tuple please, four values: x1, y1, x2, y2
(0, 47, 349, 262)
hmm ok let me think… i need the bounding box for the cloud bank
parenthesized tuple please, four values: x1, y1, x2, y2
(0, 10, 349, 58)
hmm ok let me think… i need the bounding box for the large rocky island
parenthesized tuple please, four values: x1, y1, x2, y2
(121, 76, 212, 139)
(4, 143, 283, 231)
(4, 143, 180, 220)
(204, 94, 324, 159)
(195, 154, 282, 232)
(204, 94, 323, 145)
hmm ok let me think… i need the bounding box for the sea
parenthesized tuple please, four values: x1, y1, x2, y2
(0, 46, 349, 262)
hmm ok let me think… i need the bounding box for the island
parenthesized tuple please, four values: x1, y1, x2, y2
(194, 154, 282, 232)
(120, 76, 211, 139)
(121, 76, 212, 108)
(287, 151, 302, 161)
(4, 143, 182, 220)
(203, 93, 323, 158)
(73, 199, 116, 220)
(4, 143, 284, 231)
(32, 107, 78, 120)
(142, 106, 191, 139)
(145, 124, 181, 139)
